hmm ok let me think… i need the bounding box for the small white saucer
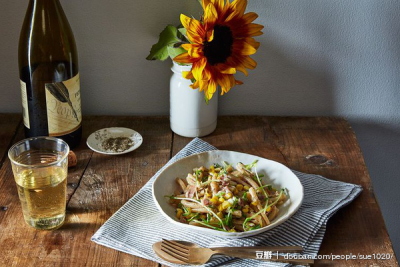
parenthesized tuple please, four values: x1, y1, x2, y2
(86, 127, 143, 155)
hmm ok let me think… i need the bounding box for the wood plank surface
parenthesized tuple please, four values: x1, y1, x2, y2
(0, 115, 171, 267)
(0, 114, 21, 170)
(0, 115, 397, 266)
(172, 116, 398, 266)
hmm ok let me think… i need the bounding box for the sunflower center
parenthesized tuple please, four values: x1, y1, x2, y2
(203, 25, 234, 65)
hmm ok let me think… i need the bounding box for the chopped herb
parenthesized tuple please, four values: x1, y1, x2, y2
(242, 192, 248, 202)
(224, 210, 233, 228)
(257, 184, 272, 190)
(231, 197, 238, 209)
(249, 224, 261, 230)
(245, 160, 259, 170)
(216, 191, 226, 198)
(254, 166, 268, 200)
(221, 161, 231, 174)
(187, 213, 199, 222)
(195, 169, 202, 180)
(101, 137, 134, 152)
(182, 206, 191, 216)
(191, 220, 226, 231)
(206, 213, 212, 223)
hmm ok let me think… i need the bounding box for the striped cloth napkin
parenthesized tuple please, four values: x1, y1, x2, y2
(91, 138, 362, 267)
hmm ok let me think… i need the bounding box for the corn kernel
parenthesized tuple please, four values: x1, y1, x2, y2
(229, 228, 236, 232)
(218, 197, 225, 203)
(211, 196, 218, 205)
(209, 165, 215, 172)
(206, 192, 212, 197)
(251, 201, 258, 206)
(217, 211, 224, 218)
(266, 206, 271, 213)
(218, 204, 224, 212)
(242, 208, 249, 213)
(233, 189, 239, 195)
(244, 185, 250, 191)
(222, 201, 231, 210)
(176, 208, 183, 219)
(236, 184, 244, 191)
(224, 192, 232, 199)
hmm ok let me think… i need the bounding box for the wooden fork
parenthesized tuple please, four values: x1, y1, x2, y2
(154, 239, 314, 265)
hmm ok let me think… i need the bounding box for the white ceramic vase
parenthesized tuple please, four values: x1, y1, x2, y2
(170, 62, 218, 137)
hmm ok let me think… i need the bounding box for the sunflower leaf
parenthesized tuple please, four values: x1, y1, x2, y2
(146, 25, 181, 61)
(167, 44, 187, 60)
(177, 27, 188, 42)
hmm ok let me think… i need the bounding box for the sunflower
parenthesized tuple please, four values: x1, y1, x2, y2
(173, 0, 263, 100)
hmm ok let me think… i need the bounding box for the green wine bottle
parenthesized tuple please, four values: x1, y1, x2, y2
(19, 0, 82, 148)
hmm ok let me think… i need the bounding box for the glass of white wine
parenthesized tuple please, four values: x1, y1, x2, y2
(8, 137, 69, 230)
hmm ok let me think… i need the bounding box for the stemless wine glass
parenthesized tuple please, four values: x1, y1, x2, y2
(8, 137, 69, 230)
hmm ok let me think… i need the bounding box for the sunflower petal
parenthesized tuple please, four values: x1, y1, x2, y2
(190, 80, 200, 89)
(181, 14, 206, 43)
(230, 0, 247, 17)
(246, 23, 264, 35)
(244, 37, 261, 50)
(236, 64, 248, 76)
(188, 46, 203, 58)
(199, 80, 209, 92)
(212, 0, 225, 14)
(202, 0, 211, 10)
(174, 52, 200, 63)
(242, 56, 257, 69)
(233, 41, 257, 55)
(203, 64, 212, 80)
(218, 65, 236, 74)
(182, 71, 194, 79)
(186, 31, 204, 44)
(181, 44, 192, 51)
(235, 79, 243, 85)
(242, 12, 258, 23)
(206, 78, 218, 100)
(207, 29, 214, 42)
(204, 3, 218, 31)
(224, 10, 239, 23)
(216, 73, 232, 91)
(234, 23, 264, 37)
(219, 0, 230, 20)
(228, 74, 236, 88)
(192, 57, 208, 81)
(180, 14, 191, 29)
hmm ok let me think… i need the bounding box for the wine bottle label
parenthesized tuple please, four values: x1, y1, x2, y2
(20, 80, 30, 129)
(45, 74, 82, 136)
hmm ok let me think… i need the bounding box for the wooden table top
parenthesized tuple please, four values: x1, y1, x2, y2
(0, 115, 397, 266)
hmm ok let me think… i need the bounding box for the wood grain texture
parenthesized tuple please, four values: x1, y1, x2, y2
(172, 116, 398, 266)
(0, 114, 21, 169)
(0, 115, 171, 267)
(0, 115, 397, 267)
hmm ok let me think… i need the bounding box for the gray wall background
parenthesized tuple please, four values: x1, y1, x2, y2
(1, 0, 399, 257)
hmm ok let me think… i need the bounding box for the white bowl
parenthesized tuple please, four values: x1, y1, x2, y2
(152, 150, 304, 238)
